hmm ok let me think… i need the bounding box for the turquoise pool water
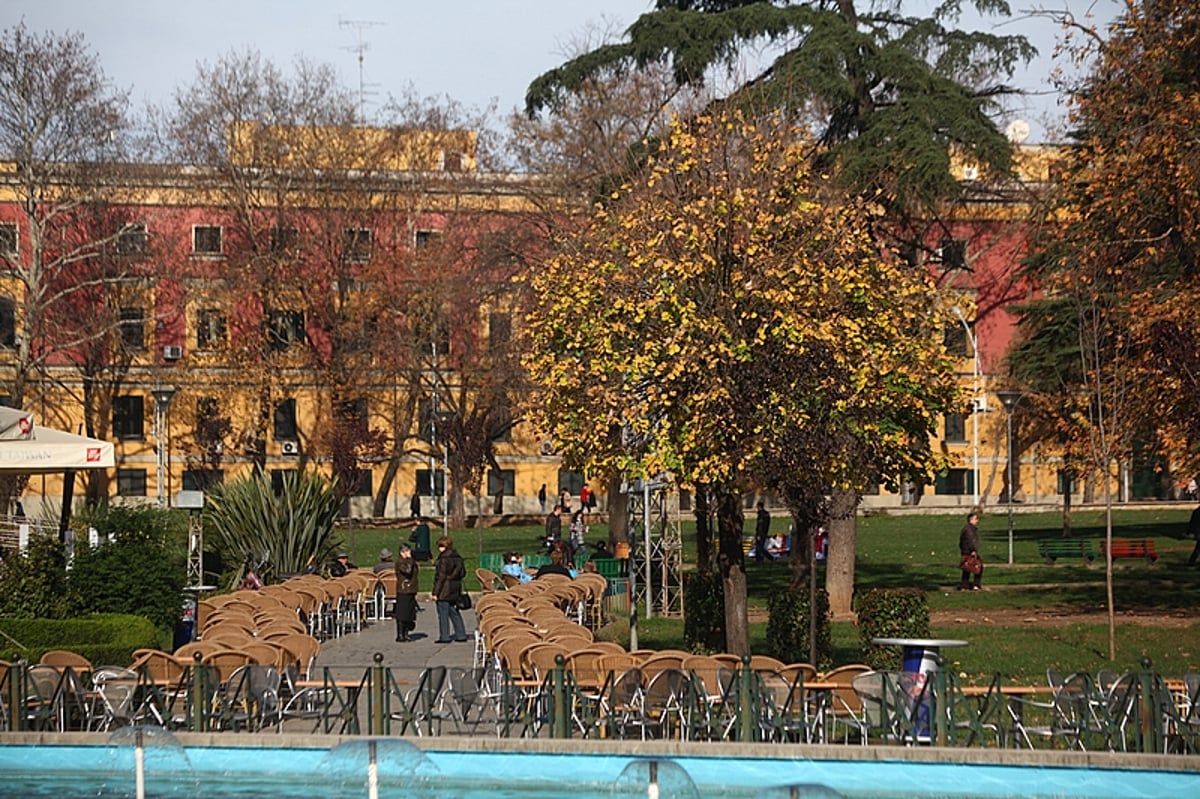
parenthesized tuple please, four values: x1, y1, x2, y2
(0, 733, 1196, 799)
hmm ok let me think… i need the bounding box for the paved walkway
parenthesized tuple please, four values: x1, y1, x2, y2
(311, 596, 478, 687)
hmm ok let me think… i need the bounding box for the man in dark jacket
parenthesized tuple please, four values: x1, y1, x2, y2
(394, 544, 419, 642)
(544, 504, 563, 552)
(958, 509, 982, 590)
(753, 502, 772, 563)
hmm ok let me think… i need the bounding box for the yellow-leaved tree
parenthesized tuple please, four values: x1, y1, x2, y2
(523, 109, 959, 650)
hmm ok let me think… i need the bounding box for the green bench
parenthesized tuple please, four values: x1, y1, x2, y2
(1037, 539, 1097, 563)
(1101, 538, 1159, 562)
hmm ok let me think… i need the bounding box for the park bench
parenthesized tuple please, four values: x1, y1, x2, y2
(1101, 538, 1159, 562)
(1037, 539, 1097, 563)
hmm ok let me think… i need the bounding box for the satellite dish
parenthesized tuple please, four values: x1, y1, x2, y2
(1005, 119, 1030, 144)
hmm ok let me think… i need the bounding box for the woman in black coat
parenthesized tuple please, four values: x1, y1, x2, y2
(430, 536, 468, 643)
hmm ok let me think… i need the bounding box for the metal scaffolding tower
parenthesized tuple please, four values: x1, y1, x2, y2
(624, 477, 684, 618)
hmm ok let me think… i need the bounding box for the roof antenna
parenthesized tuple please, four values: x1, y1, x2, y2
(339, 17, 384, 125)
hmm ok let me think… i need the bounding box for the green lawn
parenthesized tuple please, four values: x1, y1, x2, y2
(336, 506, 1200, 683)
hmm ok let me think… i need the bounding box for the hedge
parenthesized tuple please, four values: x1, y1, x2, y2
(855, 587, 930, 671)
(0, 613, 159, 667)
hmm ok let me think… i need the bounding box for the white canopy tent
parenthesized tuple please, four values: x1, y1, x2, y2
(0, 406, 115, 538)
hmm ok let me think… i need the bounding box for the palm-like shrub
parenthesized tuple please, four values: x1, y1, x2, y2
(204, 468, 341, 585)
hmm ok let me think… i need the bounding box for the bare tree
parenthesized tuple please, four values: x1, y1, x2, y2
(0, 23, 135, 410)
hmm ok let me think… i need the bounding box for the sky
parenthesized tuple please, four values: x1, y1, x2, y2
(8, 0, 1124, 144)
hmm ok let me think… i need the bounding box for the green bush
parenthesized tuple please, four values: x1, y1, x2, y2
(855, 587, 930, 671)
(766, 587, 831, 669)
(68, 538, 186, 635)
(0, 533, 73, 618)
(0, 614, 160, 666)
(683, 571, 725, 653)
(68, 503, 186, 635)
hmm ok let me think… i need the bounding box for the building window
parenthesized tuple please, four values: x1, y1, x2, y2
(0, 296, 15, 348)
(943, 324, 969, 358)
(116, 468, 147, 497)
(270, 469, 298, 496)
(341, 228, 372, 262)
(944, 412, 966, 443)
(117, 223, 148, 256)
(182, 468, 223, 492)
(415, 469, 445, 497)
(267, 309, 305, 350)
(119, 306, 145, 351)
(0, 223, 16, 255)
(270, 226, 299, 254)
(935, 468, 974, 496)
(196, 308, 226, 350)
(939, 238, 966, 270)
(274, 398, 297, 441)
(112, 395, 145, 440)
(487, 469, 515, 497)
(192, 225, 223, 255)
(337, 398, 368, 438)
(489, 312, 511, 352)
(558, 469, 584, 496)
(415, 229, 440, 249)
(351, 469, 373, 497)
(1057, 470, 1074, 496)
(489, 399, 512, 443)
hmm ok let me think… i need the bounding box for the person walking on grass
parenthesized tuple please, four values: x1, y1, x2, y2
(958, 508, 983, 590)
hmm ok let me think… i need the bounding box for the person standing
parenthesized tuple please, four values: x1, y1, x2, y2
(1188, 502, 1200, 566)
(410, 493, 421, 519)
(409, 518, 432, 561)
(753, 501, 772, 563)
(958, 509, 983, 590)
(538, 483, 547, 514)
(394, 544, 419, 642)
(579, 482, 592, 515)
(430, 536, 468, 643)
(544, 504, 563, 552)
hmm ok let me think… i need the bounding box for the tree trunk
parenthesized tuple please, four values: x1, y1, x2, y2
(374, 454, 401, 517)
(606, 473, 628, 549)
(715, 489, 749, 656)
(825, 487, 859, 618)
(695, 484, 713, 574)
(788, 511, 811, 590)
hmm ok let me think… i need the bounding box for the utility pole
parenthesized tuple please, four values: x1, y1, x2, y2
(339, 17, 384, 124)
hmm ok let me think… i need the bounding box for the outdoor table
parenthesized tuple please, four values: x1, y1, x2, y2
(872, 638, 968, 744)
(871, 638, 968, 674)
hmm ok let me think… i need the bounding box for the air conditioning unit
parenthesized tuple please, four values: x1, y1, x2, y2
(962, 165, 979, 181)
(280, 440, 300, 456)
(162, 345, 183, 360)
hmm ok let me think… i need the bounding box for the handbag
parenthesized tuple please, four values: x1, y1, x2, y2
(455, 592, 473, 610)
(960, 553, 983, 575)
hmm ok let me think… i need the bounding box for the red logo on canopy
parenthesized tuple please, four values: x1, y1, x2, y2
(86, 447, 101, 462)
(19, 418, 30, 436)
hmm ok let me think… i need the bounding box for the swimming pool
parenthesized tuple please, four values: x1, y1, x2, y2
(0, 731, 1197, 799)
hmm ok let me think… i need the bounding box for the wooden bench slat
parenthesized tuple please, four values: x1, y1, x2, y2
(1100, 538, 1159, 562)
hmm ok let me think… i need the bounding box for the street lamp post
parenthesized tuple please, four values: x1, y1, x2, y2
(953, 307, 981, 508)
(996, 390, 1024, 565)
(152, 387, 177, 509)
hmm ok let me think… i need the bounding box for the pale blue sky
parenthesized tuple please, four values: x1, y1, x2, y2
(9, 1, 1122, 142)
